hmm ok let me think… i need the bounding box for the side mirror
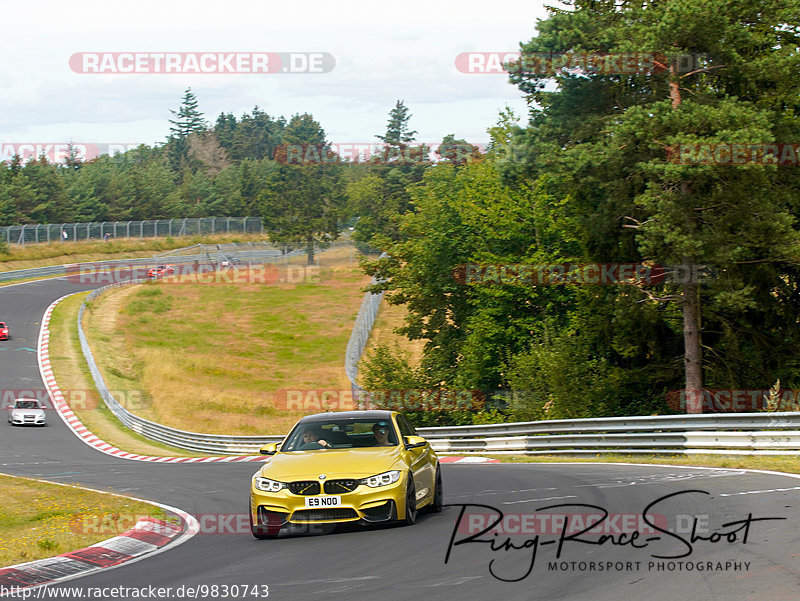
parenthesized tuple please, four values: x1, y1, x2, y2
(404, 435, 428, 450)
(260, 443, 279, 456)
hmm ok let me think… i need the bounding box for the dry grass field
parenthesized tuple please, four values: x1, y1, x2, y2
(84, 246, 370, 435)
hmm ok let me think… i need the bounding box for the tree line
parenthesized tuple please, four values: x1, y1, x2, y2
(359, 0, 800, 425)
(4, 0, 800, 425)
(0, 91, 475, 258)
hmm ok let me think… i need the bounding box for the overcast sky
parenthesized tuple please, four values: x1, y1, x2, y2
(1, 0, 555, 153)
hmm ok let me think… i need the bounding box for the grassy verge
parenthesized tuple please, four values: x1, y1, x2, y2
(83, 246, 369, 435)
(481, 453, 800, 474)
(49, 292, 199, 456)
(0, 473, 166, 566)
(0, 233, 272, 273)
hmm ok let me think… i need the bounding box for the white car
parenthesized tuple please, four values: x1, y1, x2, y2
(7, 398, 47, 426)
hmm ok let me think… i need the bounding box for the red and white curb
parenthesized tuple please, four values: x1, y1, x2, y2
(38, 294, 492, 465)
(0, 478, 199, 594)
(38, 294, 266, 464)
(439, 456, 500, 464)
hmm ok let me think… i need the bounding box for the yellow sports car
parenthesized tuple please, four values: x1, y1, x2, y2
(249, 410, 442, 538)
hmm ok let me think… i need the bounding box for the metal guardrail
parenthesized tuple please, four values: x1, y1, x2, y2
(416, 413, 800, 455)
(0, 257, 152, 283)
(344, 253, 387, 404)
(416, 413, 800, 438)
(344, 286, 383, 403)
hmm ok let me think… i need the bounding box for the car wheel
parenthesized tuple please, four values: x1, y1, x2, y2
(401, 472, 417, 526)
(428, 465, 443, 513)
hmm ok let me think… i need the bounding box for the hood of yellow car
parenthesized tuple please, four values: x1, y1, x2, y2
(259, 447, 402, 480)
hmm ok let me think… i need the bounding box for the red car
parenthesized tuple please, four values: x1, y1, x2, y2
(147, 264, 175, 278)
(0, 322, 8, 341)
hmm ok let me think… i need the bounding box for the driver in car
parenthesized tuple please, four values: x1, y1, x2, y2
(301, 427, 331, 448)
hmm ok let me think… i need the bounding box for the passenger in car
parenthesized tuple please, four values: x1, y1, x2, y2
(373, 423, 393, 446)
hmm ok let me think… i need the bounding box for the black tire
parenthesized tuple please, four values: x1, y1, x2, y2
(401, 472, 418, 526)
(429, 466, 443, 513)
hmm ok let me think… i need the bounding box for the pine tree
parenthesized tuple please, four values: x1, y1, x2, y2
(168, 88, 207, 138)
(167, 88, 207, 173)
(376, 100, 418, 150)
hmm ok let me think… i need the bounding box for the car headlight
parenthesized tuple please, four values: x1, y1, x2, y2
(360, 470, 401, 488)
(253, 477, 286, 493)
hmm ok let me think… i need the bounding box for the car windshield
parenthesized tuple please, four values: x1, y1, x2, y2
(281, 419, 399, 451)
(0, 323, 6, 328)
(15, 400, 40, 409)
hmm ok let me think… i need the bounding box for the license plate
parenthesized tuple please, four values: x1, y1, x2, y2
(305, 496, 341, 508)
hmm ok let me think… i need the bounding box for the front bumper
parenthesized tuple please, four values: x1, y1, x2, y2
(10, 415, 46, 425)
(250, 478, 405, 529)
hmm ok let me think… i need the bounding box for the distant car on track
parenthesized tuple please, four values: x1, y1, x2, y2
(147, 264, 175, 278)
(0, 321, 8, 341)
(249, 410, 442, 538)
(7, 398, 47, 426)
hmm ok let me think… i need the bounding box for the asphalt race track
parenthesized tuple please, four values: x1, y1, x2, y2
(1, 276, 799, 600)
